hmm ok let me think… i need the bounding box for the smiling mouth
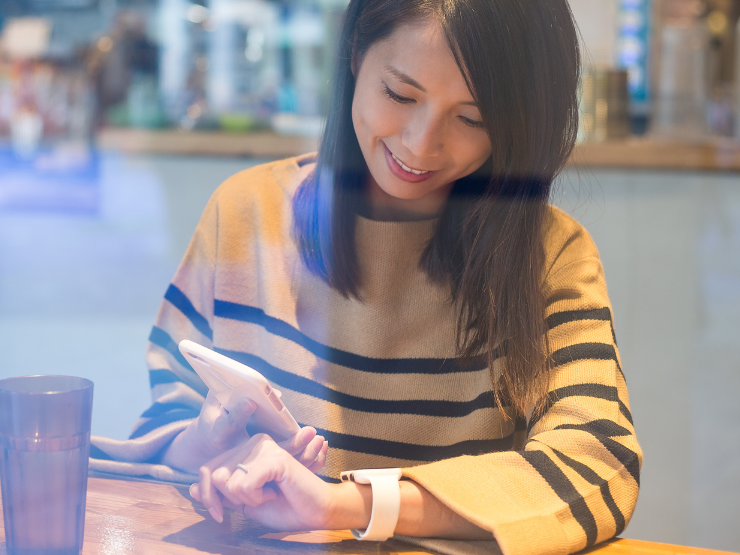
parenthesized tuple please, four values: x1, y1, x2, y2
(389, 151, 431, 175)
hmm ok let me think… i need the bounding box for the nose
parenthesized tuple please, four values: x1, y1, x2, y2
(400, 107, 445, 162)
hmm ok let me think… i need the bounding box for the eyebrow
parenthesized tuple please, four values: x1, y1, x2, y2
(385, 65, 426, 92)
(384, 65, 478, 107)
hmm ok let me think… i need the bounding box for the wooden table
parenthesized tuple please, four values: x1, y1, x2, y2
(0, 476, 735, 555)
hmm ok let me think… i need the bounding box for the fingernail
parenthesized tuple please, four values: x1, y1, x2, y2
(209, 507, 223, 523)
(189, 484, 196, 497)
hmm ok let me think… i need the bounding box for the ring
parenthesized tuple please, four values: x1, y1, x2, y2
(236, 463, 250, 474)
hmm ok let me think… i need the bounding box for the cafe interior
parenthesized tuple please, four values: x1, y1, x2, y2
(0, 0, 738, 553)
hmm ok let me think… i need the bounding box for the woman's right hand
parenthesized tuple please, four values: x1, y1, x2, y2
(161, 391, 327, 474)
(193, 391, 256, 459)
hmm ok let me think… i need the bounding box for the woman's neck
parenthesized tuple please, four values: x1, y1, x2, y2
(363, 173, 452, 222)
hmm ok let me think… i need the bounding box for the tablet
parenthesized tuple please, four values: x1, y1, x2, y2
(178, 340, 301, 442)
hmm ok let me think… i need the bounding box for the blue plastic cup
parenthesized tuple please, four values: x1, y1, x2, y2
(0, 375, 94, 555)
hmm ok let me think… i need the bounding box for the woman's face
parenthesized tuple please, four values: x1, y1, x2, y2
(352, 18, 492, 221)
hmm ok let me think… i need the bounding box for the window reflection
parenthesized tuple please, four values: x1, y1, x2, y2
(0, 0, 738, 552)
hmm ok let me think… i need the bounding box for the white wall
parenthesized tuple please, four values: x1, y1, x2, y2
(554, 167, 740, 552)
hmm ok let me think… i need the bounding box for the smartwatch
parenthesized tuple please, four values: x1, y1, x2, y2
(340, 468, 402, 541)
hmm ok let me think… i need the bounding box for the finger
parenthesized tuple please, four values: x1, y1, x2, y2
(244, 484, 278, 505)
(222, 441, 285, 507)
(211, 463, 246, 506)
(200, 441, 247, 474)
(226, 398, 257, 431)
(223, 461, 271, 507)
(189, 483, 202, 502)
(278, 426, 317, 456)
(192, 482, 241, 508)
(205, 434, 271, 505)
(204, 390, 222, 408)
(198, 391, 227, 430)
(211, 398, 255, 448)
(230, 467, 279, 507)
(199, 466, 224, 523)
(296, 435, 324, 467)
(307, 440, 329, 473)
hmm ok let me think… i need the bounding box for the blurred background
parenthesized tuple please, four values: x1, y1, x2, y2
(0, 0, 738, 551)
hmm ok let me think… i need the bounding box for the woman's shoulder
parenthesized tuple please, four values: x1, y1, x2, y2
(191, 153, 316, 247)
(210, 153, 317, 209)
(542, 204, 601, 279)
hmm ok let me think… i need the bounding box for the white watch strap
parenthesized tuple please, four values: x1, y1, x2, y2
(351, 474, 401, 541)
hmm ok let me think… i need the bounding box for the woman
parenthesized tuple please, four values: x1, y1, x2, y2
(92, 0, 642, 553)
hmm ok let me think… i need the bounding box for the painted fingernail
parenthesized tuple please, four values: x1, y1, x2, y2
(209, 507, 223, 523)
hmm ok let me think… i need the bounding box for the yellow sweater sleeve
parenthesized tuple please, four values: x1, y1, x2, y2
(402, 207, 642, 555)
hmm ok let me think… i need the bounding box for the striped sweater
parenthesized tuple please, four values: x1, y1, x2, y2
(90, 154, 642, 555)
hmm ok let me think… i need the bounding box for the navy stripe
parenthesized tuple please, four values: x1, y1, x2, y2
(550, 383, 618, 403)
(306, 424, 514, 461)
(214, 300, 488, 374)
(165, 284, 213, 340)
(89, 444, 113, 461)
(618, 399, 633, 425)
(149, 369, 182, 388)
(218, 347, 500, 417)
(528, 384, 618, 434)
(551, 342, 618, 368)
(553, 426, 640, 486)
(552, 341, 626, 382)
(600, 437, 640, 486)
(544, 300, 617, 345)
(546, 307, 612, 330)
(148, 326, 195, 373)
(610, 323, 618, 347)
(555, 419, 632, 438)
(297, 155, 316, 167)
(521, 450, 599, 547)
(548, 445, 626, 536)
(140, 402, 197, 419)
(129, 409, 199, 439)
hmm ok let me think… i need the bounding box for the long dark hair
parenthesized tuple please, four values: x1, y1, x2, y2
(293, 0, 581, 416)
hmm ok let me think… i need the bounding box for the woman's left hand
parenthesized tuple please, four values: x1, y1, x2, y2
(190, 433, 339, 529)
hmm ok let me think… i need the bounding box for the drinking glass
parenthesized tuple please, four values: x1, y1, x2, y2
(0, 375, 94, 555)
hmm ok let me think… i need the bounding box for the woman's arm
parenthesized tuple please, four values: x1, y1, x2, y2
(159, 394, 258, 473)
(330, 479, 492, 539)
(191, 223, 642, 553)
(191, 433, 490, 539)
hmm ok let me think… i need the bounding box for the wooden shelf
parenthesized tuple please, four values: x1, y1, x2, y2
(96, 128, 740, 172)
(96, 127, 318, 159)
(570, 138, 740, 173)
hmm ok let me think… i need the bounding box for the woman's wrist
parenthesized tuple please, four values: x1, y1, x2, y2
(325, 479, 422, 534)
(160, 420, 217, 473)
(326, 482, 373, 530)
(326, 479, 491, 539)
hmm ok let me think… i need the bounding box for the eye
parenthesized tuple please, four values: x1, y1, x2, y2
(382, 84, 415, 105)
(459, 116, 485, 129)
